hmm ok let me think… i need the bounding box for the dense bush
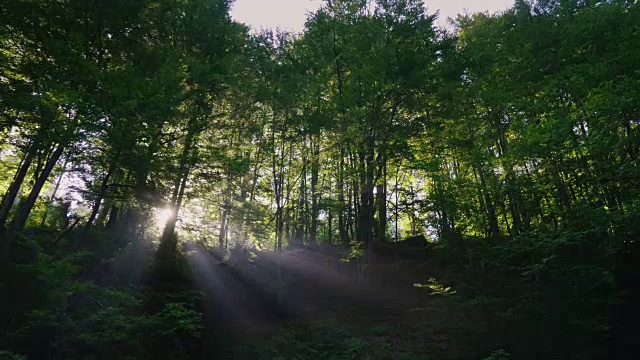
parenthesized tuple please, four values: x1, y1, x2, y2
(0, 230, 203, 360)
(428, 206, 639, 358)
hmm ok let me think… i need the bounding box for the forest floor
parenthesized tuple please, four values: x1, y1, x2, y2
(183, 242, 455, 359)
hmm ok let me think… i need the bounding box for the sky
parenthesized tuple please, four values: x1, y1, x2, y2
(230, 0, 514, 31)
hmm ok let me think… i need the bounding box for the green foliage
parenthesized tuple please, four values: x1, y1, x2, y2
(25, 296, 201, 360)
(483, 349, 510, 360)
(240, 322, 366, 360)
(340, 240, 365, 263)
(414, 278, 457, 296)
(152, 302, 202, 337)
(1, 230, 203, 360)
(234, 318, 445, 360)
(427, 216, 626, 358)
(0, 351, 27, 360)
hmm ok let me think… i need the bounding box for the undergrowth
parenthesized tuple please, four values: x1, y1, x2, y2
(0, 228, 203, 360)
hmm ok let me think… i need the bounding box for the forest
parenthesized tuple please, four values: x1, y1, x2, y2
(1, 0, 639, 359)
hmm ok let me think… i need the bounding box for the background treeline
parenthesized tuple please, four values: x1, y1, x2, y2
(1, 0, 639, 359)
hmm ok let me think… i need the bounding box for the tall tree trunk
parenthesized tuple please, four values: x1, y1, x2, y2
(84, 163, 116, 232)
(134, 123, 164, 206)
(506, 176, 522, 234)
(377, 159, 387, 243)
(31, 151, 44, 186)
(294, 150, 307, 247)
(394, 165, 404, 242)
(106, 205, 119, 227)
(328, 208, 333, 244)
(338, 147, 347, 245)
(350, 147, 359, 244)
(243, 135, 264, 245)
(218, 164, 234, 250)
(161, 119, 196, 248)
(500, 199, 512, 236)
(162, 163, 190, 249)
(360, 141, 375, 247)
(96, 197, 113, 227)
(219, 207, 228, 249)
(10, 144, 65, 234)
(332, 15, 348, 246)
(357, 150, 366, 244)
(284, 149, 293, 246)
(0, 142, 38, 229)
(40, 156, 69, 226)
(477, 165, 500, 240)
(348, 183, 355, 243)
(270, 112, 286, 253)
(0, 112, 57, 229)
(310, 137, 320, 245)
(303, 153, 310, 244)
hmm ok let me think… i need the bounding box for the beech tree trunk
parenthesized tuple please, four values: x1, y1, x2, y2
(310, 137, 320, 245)
(338, 147, 347, 245)
(162, 118, 196, 249)
(40, 156, 69, 227)
(85, 164, 116, 232)
(0, 142, 38, 229)
(10, 144, 65, 234)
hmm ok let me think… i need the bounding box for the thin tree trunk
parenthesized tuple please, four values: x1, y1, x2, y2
(476, 165, 500, 240)
(303, 156, 310, 244)
(338, 147, 347, 245)
(40, 156, 69, 226)
(96, 197, 113, 226)
(270, 111, 285, 253)
(106, 205, 119, 227)
(84, 164, 116, 232)
(332, 16, 347, 246)
(243, 137, 264, 244)
(506, 176, 522, 234)
(327, 175, 332, 244)
(310, 136, 320, 245)
(295, 148, 307, 247)
(219, 208, 228, 249)
(348, 183, 355, 242)
(0, 143, 38, 228)
(10, 144, 65, 233)
(377, 159, 387, 243)
(284, 147, 293, 246)
(361, 140, 375, 248)
(358, 150, 367, 244)
(394, 165, 404, 242)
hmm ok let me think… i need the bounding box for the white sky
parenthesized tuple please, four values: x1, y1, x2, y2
(230, 0, 514, 31)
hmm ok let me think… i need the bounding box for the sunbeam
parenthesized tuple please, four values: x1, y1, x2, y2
(155, 208, 173, 226)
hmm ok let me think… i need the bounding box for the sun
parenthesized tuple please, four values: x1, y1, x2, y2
(155, 208, 173, 225)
